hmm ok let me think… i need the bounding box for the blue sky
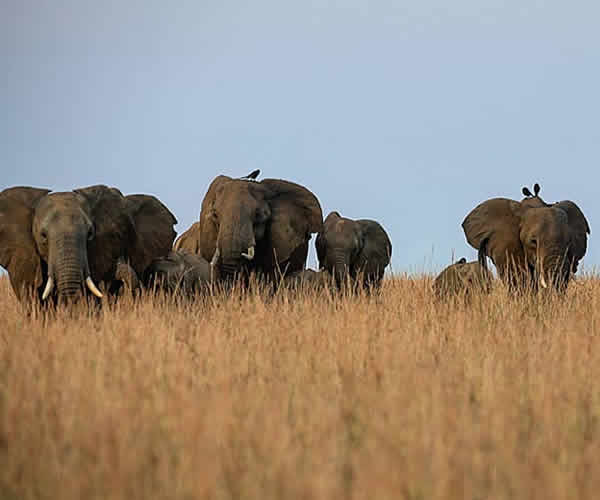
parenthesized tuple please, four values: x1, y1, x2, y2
(2, 1, 599, 273)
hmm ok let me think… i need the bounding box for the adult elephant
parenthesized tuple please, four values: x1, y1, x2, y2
(0, 185, 176, 304)
(462, 183, 590, 291)
(174, 222, 201, 253)
(315, 211, 392, 289)
(198, 173, 323, 280)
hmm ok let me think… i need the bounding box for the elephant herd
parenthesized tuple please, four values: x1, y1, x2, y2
(434, 183, 590, 297)
(0, 173, 590, 309)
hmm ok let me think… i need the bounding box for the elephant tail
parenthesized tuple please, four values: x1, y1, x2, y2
(478, 237, 490, 274)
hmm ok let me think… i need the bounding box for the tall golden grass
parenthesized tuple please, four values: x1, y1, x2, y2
(1, 274, 600, 499)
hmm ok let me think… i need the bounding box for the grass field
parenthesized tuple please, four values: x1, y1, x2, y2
(1, 274, 600, 499)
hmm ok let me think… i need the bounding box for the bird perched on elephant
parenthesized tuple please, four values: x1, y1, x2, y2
(197, 173, 323, 281)
(143, 250, 212, 295)
(0, 185, 176, 305)
(315, 211, 392, 289)
(174, 222, 201, 253)
(433, 245, 491, 299)
(462, 183, 590, 291)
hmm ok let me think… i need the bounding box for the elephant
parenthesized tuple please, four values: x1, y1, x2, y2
(315, 211, 392, 289)
(174, 222, 201, 253)
(174, 171, 262, 256)
(462, 183, 590, 291)
(433, 244, 491, 299)
(143, 250, 212, 295)
(0, 185, 176, 305)
(279, 268, 333, 293)
(197, 172, 323, 281)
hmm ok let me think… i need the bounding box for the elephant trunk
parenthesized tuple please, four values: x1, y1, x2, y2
(333, 250, 350, 287)
(44, 232, 103, 302)
(540, 250, 571, 290)
(54, 233, 85, 300)
(218, 211, 256, 277)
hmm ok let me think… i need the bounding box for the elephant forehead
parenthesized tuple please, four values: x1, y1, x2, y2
(36, 192, 90, 219)
(522, 208, 568, 234)
(218, 181, 265, 205)
(333, 219, 354, 233)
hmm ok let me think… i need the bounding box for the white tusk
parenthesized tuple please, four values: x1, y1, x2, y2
(41, 277, 54, 300)
(210, 247, 221, 267)
(540, 276, 548, 289)
(241, 246, 255, 260)
(85, 276, 103, 298)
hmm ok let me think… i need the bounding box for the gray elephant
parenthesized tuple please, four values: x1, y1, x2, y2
(0, 185, 176, 304)
(462, 183, 590, 291)
(279, 268, 333, 293)
(315, 211, 392, 289)
(433, 245, 491, 299)
(174, 222, 201, 253)
(143, 250, 212, 295)
(174, 171, 261, 256)
(198, 173, 323, 281)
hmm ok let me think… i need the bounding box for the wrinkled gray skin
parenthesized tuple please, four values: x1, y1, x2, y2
(463, 183, 590, 291)
(198, 172, 323, 281)
(0, 185, 176, 305)
(433, 242, 491, 299)
(316, 211, 392, 289)
(144, 250, 213, 295)
(280, 268, 333, 293)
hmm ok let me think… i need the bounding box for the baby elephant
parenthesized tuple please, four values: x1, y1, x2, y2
(433, 251, 491, 299)
(280, 268, 333, 293)
(143, 250, 213, 295)
(316, 211, 392, 289)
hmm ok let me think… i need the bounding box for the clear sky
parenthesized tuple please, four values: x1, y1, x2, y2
(2, 1, 599, 273)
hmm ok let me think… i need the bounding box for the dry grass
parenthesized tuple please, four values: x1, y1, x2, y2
(1, 274, 600, 499)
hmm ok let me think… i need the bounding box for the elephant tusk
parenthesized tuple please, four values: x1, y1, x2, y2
(41, 276, 54, 300)
(210, 248, 220, 283)
(241, 246, 255, 260)
(85, 277, 103, 298)
(210, 247, 221, 267)
(540, 276, 548, 289)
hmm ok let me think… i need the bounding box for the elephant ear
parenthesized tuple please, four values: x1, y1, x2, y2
(315, 212, 341, 266)
(74, 185, 136, 282)
(174, 222, 201, 253)
(124, 194, 177, 276)
(315, 232, 327, 268)
(554, 200, 590, 263)
(0, 187, 50, 300)
(462, 198, 524, 270)
(198, 175, 233, 262)
(355, 220, 392, 274)
(261, 179, 323, 264)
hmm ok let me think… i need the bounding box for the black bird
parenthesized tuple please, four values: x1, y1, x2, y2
(241, 169, 260, 180)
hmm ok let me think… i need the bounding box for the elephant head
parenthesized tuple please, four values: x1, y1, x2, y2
(462, 183, 590, 290)
(198, 173, 323, 279)
(315, 211, 392, 288)
(0, 185, 176, 304)
(174, 221, 201, 254)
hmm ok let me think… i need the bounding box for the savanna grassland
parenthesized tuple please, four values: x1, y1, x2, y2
(1, 275, 600, 500)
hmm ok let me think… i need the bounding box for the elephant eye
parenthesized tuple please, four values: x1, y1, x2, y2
(530, 238, 537, 247)
(40, 230, 48, 241)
